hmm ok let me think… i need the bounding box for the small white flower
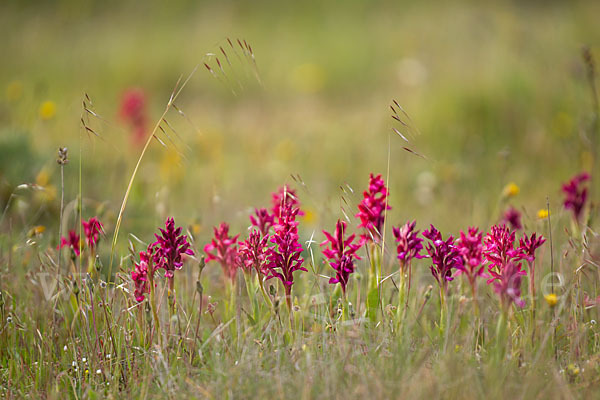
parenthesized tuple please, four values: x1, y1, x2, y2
(63, 345, 68, 351)
(106, 354, 111, 359)
(82, 357, 87, 363)
(96, 369, 102, 374)
(72, 361, 77, 368)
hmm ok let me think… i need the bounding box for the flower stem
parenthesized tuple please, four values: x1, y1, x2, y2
(494, 308, 509, 364)
(148, 271, 163, 350)
(439, 286, 447, 345)
(529, 260, 537, 345)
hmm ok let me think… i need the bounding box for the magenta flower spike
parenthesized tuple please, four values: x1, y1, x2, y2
(484, 224, 528, 309)
(154, 217, 195, 279)
(58, 230, 81, 256)
(482, 224, 522, 273)
(131, 244, 155, 302)
(238, 229, 270, 276)
(321, 220, 365, 295)
(562, 172, 590, 223)
(356, 173, 391, 242)
(422, 225, 462, 293)
(501, 207, 522, 231)
(250, 207, 275, 236)
(456, 227, 485, 285)
(518, 231, 545, 312)
(264, 205, 306, 308)
(271, 185, 303, 219)
(204, 222, 239, 282)
(392, 220, 424, 266)
(519, 233, 546, 263)
(82, 217, 104, 251)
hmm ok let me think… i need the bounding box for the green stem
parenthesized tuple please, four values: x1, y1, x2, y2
(148, 271, 163, 350)
(366, 243, 380, 323)
(258, 275, 273, 310)
(529, 261, 536, 345)
(439, 286, 447, 345)
(397, 265, 407, 323)
(495, 308, 509, 363)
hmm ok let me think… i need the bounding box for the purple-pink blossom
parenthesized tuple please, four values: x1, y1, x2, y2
(82, 217, 104, 250)
(484, 224, 528, 308)
(483, 224, 522, 272)
(519, 232, 546, 263)
(356, 173, 391, 242)
(271, 185, 303, 219)
(321, 220, 365, 295)
(238, 229, 270, 275)
(204, 222, 239, 282)
(264, 205, 306, 305)
(131, 244, 155, 302)
(392, 220, 424, 266)
(154, 217, 194, 279)
(456, 227, 485, 284)
(250, 208, 275, 236)
(562, 172, 590, 223)
(120, 88, 148, 147)
(422, 225, 462, 292)
(501, 206, 522, 231)
(58, 230, 81, 256)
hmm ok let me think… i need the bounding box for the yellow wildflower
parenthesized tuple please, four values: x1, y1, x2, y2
(537, 209, 549, 219)
(567, 363, 580, 377)
(301, 207, 317, 225)
(191, 223, 202, 236)
(39, 101, 56, 120)
(28, 225, 46, 238)
(502, 182, 520, 198)
(545, 293, 558, 308)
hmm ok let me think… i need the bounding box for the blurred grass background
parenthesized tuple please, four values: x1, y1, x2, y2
(1, 0, 599, 246)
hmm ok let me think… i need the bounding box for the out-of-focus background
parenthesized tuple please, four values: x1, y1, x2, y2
(1, 0, 599, 246)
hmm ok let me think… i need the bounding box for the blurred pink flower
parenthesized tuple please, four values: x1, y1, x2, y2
(119, 88, 148, 146)
(204, 222, 239, 282)
(82, 217, 104, 251)
(562, 172, 590, 223)
(501, 206, 522, 231)
(58, 230, 81, 257)
(456, 227, 485, 285)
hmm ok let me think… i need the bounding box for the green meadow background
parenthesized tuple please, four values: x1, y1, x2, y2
(1, 0, 599, 252)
